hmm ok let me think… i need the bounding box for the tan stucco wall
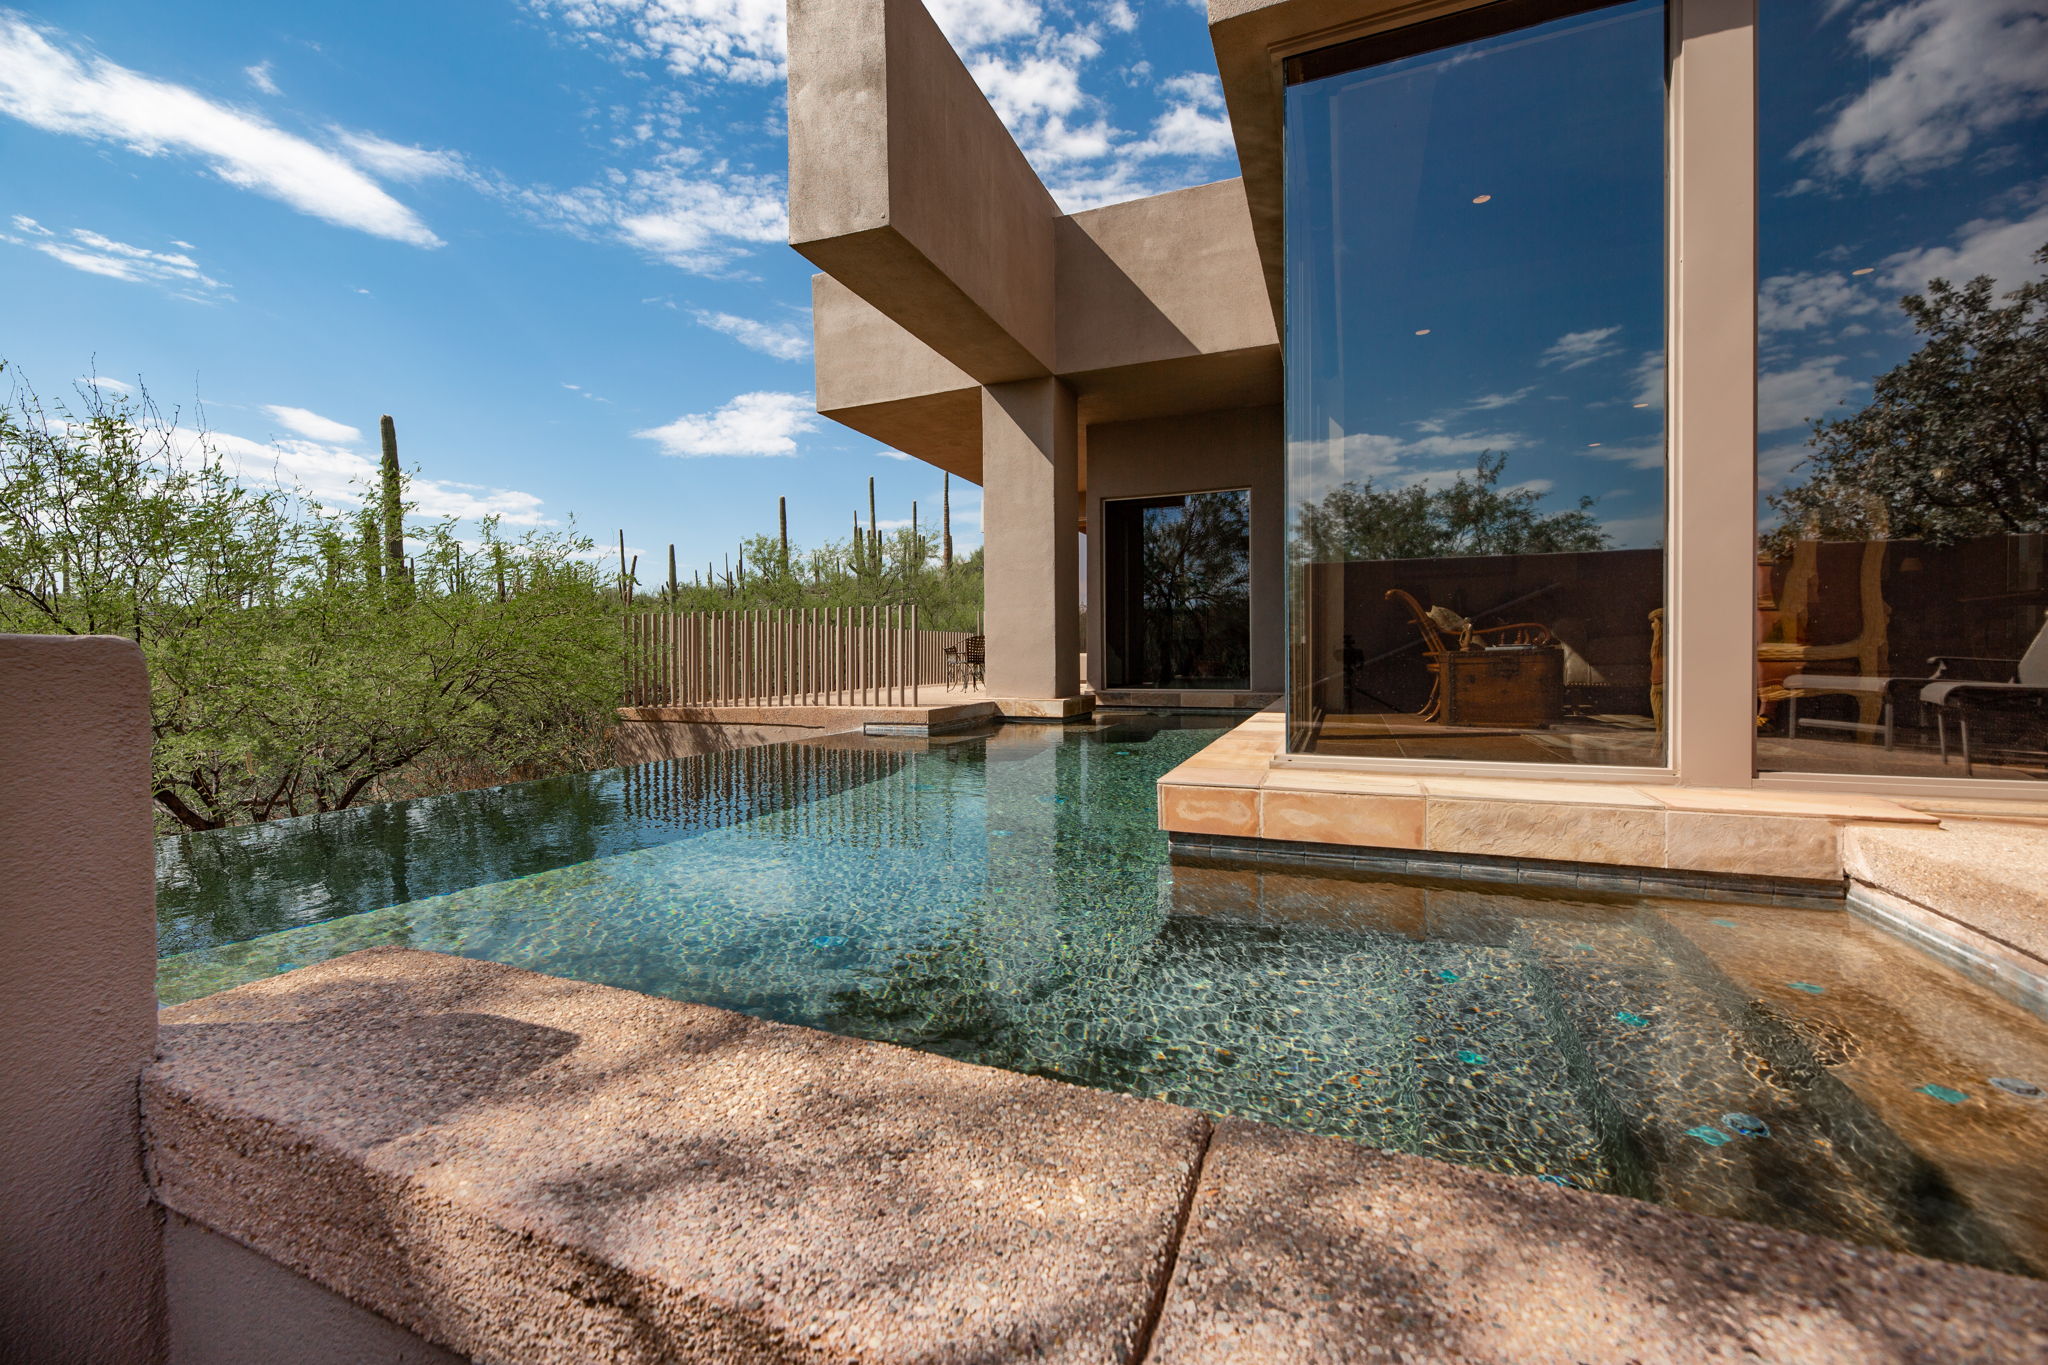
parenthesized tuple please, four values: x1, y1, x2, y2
(166, 1213, 464, 1365)
(1085, 406, 1285, 696)
(982, 379, 1080, 699)
(0, 634, 166, 1363)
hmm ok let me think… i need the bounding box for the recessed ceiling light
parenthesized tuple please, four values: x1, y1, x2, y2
(1471, 194, 1492, 204)
(1851, 267, 1875, 276)
(1414, 328, 1431, 335)
(1632, 402, 1650, 408)
(1587, 442, 1602, 447)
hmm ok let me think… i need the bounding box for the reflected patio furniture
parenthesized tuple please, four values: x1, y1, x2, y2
(1758, 540, 1890, 729)
(1384, 589, 1559, 726)
(1919, 613, 2048, 776)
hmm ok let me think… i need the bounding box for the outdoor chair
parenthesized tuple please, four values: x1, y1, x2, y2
(1920, 615, 2048, 776)
(1783, 611, 2048, 775)
(957, 635, 985, 690)
(1385, 589, 1555, 724)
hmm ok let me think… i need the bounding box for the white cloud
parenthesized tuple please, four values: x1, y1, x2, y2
(76, 374, 132, 394)
(1289, 428, 1520, 490)
(1469, 387, 1535, 411)
(875, 448, 914, 461)
(1629, 351, 1665, 411)
(691, 308, 810, 360)
(1103, 0, 1136, 33)
(1758, 355, 1862, 433)
(636, 390, 819, 457)
(175, 426, 551, 524)
(1794, 0, 2048, 188)
(927, 0, 1043, 50)
(1880, 200, 2048, 297)
(0, 16, 441, 246)
(1758, 270, 1884, 333)
(334, 130, 465, 182)
(244, 60, 279, 95)
(2, 218, 229, 299)
(1539, 326, 1622, 370)
(509, 160, 787, 272)
(526, 0, 788, 83)
(263, 404, 361, 444)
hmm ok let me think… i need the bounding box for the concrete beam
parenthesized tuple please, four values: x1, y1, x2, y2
(789, 0, 1058, 382)
(0, 634, 166, 1363)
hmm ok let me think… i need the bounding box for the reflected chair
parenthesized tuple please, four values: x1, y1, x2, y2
(1385, 589, 1554, 723)
(1920, 614, 2048, 776)
(1763, 540, 1890, 731)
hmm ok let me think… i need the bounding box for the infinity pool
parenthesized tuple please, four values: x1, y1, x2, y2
(158, 713, 2048, 1276)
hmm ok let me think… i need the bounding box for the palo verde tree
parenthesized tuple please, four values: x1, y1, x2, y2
(0, 367, 621, 830)
(1769, 242, 2048, 551)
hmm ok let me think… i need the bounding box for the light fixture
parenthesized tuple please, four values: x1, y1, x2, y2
(1471, 194, 1492, 204)
(1415, 328, 1431, 335)
(1632, 402, 1650, 408)
(1587, 442, 1602, 448)
(1852, 267, 1875, 276)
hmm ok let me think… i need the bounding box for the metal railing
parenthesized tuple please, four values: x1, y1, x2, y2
(624, 606, 973, 707)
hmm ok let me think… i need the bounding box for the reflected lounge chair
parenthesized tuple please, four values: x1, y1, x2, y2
(1385, 589, 1554, 724)
(1920, 615, 2048, 776)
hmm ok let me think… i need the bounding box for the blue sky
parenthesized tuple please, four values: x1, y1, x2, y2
(0, 0, 1235, 571)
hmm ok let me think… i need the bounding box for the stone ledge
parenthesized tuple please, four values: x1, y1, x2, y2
(619, 701, 995, 728)
(1157, 710, 1961, 881)
(1147, 1119, 2048, 1365)
(146, 950, 2048, 1364)
(145, 949, 1206, 1365)
(991, 695, 1096, 720)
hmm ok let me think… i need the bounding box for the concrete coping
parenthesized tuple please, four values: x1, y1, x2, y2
(148, 950, 2048, 1363)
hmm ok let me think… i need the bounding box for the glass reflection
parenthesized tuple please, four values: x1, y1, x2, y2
(1757, 0, 2048, 781)
(1283, 0, 1668, 762)
(1102, 490, 1253, 690)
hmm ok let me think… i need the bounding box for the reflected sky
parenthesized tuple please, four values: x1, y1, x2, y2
(1284, 0, 1668, 551)
(1758, 0, 2048, 519)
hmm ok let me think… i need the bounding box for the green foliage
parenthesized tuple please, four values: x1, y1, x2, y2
(0, 368, 619, 830)
(1291, 451, 1609, 563)
(1769, 243, 2048, 551)
(653, 524, 985, 632)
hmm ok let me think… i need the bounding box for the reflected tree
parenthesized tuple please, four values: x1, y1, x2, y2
(1769, 244, 2048, 551)
(1292, 452, 1608, 563)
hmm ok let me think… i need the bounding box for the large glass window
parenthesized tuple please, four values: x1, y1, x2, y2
(1757, 0, 2048, 782)
(1282, 0, 1668, 763)
(1102, 490, 1253, 690)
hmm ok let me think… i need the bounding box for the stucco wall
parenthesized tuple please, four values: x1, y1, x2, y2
(1084, 405, 1285, 696)
(0, 634, 166, 1363)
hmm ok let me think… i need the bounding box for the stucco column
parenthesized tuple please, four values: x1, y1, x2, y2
(981, 378, 1081, 701)
(0, 635, 167, 1362)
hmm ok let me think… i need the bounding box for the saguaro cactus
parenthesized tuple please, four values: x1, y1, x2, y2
(943, 472, 953, 572)
(379, 415, 406, 590)
(778, 496, 790, 577)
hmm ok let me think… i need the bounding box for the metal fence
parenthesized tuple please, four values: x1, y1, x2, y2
(624, 606, 974, 707)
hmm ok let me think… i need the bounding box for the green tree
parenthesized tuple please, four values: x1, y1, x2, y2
(1291, 451, 1608, 563)
(0, 368, 620, 830)
(1769, 243, 2048, 550)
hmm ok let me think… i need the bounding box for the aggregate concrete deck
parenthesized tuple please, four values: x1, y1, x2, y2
(146, 948, 1206, 1365)
(1147, 1119, 2048, 1365)
(147, 949, 2048, 1364)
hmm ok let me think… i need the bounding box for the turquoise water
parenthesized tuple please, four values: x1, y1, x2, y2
(158, 713, 2048, 1275)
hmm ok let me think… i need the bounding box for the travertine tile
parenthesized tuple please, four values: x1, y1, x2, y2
(1419, 776, 1664, 808)
(1426, 799, 1666, 867)
(1647, 786, 1934, 823)
(1260, 790, 1425, 850)
(1262, 768, 1424, 797)
(1159, 784, 1260, 838)
(1665, 811, 1842, 880)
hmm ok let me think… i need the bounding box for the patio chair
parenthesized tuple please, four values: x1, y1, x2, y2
(1385, 589, 1553, 723)
(961, 634, 985, 690)
(1919, 614, 2048, 776)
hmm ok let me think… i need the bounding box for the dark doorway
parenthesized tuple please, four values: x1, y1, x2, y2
(1103, 490, 1252, 690)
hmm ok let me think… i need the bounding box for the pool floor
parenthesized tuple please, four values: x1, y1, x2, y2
(157, 713, 2048, 1277)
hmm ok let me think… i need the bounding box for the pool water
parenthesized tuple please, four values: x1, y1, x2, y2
(158, 713, 2048, 1277)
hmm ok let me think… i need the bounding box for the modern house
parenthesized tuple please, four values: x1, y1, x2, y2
(789, 0, 2048, 885)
